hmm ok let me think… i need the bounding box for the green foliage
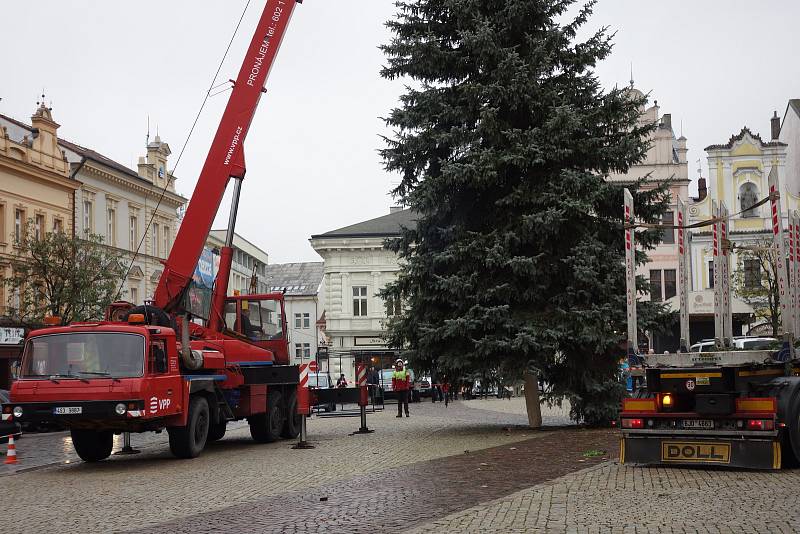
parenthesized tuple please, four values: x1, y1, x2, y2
(3, 222, 127, 325)
(379, 0, 671, 425)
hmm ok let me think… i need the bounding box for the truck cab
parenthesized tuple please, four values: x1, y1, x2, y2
(6, 322, 185, 431)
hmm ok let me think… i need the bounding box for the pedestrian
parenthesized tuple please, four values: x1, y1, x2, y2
(442, 380, 450, 407)
(336, 373, 348, 388)
(392, 359, 411, 418)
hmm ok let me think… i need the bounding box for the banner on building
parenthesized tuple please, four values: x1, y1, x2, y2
(186, 248, 216, 320)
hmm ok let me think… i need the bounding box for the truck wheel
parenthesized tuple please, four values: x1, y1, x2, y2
(785, 393, 800, 467)
(207, 421, 227, 442)
(168, 396, 210, 459)
(281, 390, 301, 439)
(249, 390, 284, 443)
(70, 429, 113, 462)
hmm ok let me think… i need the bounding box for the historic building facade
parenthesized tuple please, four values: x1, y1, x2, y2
(263, 262, 325, 366)
(607, 87, 689, 349)
(206, 230, 269, 296)
(310, 208, 415, 382)
(63, 135, 186, 302)
(688, 122, 789, 338)
(0, 103, 80, 387)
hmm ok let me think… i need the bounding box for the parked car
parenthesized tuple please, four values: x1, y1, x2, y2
(308, 372, 336, 412)
(418, 376, 433, 398)
(0, 389, 22, 444)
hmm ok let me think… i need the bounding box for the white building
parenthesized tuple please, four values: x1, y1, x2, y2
(780, 100, 800, 193)
(207, 230, 269, 295)
(310, 208, 416, 382)
(607, 86, 689, 350)
(263, 262, 325, 366)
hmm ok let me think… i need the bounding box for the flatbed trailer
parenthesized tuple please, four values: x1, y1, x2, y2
(620, 181, 800, 469)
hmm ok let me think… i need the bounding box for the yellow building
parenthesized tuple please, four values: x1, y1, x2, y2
(688, 122, 789, 337)
(0, 103, 79, 312)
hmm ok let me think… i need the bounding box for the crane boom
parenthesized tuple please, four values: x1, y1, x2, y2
(154, 0, 300, 314)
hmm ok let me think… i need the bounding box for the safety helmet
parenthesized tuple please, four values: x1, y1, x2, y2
(395, 358, 404, 366)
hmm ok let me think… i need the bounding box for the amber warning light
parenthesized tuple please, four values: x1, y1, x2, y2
(43, 316, 61, 326)
(128, 314, 146, 325)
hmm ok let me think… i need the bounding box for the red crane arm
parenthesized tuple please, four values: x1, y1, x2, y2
(154, 0, 300, 313)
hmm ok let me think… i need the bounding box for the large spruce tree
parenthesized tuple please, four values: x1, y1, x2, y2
(380, 0, 671, 424)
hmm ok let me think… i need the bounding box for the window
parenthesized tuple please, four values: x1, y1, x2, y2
(661, 211, 675, 244)
(708, 261, 715, 289)
(649, 270, 662, 302)
(152, 223, 160, 257)
(295, 343, 303, 359)
(664, 269, 676, 300)
(385, 296, 402, 317)
(14, 209, 24, 242)
(303, 343, 311, 357)
(740, 183, 759, 218)
(107, 207, 116, 246)
(303, 313, 310, 328)
(0, 204, 5, 242)
(130, 287, 138, 304)
(34, 214, 44, 240)
(53, 218, 63, 233)
(294, 313, 302, 329)
(82, 200, 92, 233)
(129, 216, 138, 250)
(353, 286, 368, 316)
(744, 259, 761, 288)
(163, 225, 170, 255)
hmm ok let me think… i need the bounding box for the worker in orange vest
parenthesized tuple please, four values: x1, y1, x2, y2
(392, 359, 411, 418)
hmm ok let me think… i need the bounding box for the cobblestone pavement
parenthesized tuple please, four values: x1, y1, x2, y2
(2, 400, 555, 533)
(408, 461, 800, 533)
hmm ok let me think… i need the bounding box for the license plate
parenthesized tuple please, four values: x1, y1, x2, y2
(683, 419, 713, 430)
(661, 441, 730, 463)
(53, 406, 82, 415)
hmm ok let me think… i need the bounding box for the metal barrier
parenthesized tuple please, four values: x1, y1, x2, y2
(312, 364, 375, 434)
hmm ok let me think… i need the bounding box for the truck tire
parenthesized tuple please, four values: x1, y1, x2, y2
(281, 389, 301, 439)
(249, 390, 283, 443)
(207, 421, 227, 442)
(785, 392, 800, 467)
(168, 395, 210, 459)
(70, 429, 113, 462)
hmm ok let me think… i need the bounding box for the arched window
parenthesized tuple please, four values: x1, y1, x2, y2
(740, 183, 759, 218)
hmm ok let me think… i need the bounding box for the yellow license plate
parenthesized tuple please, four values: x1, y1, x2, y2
(661, 441, 730, 463)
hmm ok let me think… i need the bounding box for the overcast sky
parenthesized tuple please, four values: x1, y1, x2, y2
(2, 1, 798, 263)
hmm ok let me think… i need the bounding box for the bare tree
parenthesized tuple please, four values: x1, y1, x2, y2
(3, 221, 126, 326)
(732, 239, 780, 337)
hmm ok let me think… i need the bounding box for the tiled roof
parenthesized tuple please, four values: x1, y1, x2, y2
(263, 262, 324, 296)
(0, 113, 186, 201)
(705, 126, 787, 151)
(311, 209, 417, 239)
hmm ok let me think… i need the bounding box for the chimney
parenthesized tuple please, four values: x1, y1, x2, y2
(697, 177, 707, 201)
(661, 113, 672, 130)
(771, 110, 781, 140)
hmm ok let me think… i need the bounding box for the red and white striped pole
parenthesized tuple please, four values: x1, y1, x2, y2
(292, 363, 315, 449)
(355, 363, 373, 434)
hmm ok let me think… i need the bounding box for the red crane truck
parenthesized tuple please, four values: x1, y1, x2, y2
(619, 179, 800, 469)
(1, 0, 306, 461)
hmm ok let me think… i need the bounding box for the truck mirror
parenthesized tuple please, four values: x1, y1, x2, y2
(153, 345, 167, 373)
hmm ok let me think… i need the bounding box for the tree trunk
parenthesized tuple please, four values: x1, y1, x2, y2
(524, 371, 542, 429)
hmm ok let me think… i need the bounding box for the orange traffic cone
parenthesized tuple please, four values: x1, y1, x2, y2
(4, 435, 17, 465)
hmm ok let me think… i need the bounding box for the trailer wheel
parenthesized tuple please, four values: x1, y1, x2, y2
(785, 393, 800, 467)
(70, 429, 113, 462)
(250, 390, 284, 443)
(168, 395, 210, 459)
(281, 389, 301, 439)
(207, 421, 227, 442)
